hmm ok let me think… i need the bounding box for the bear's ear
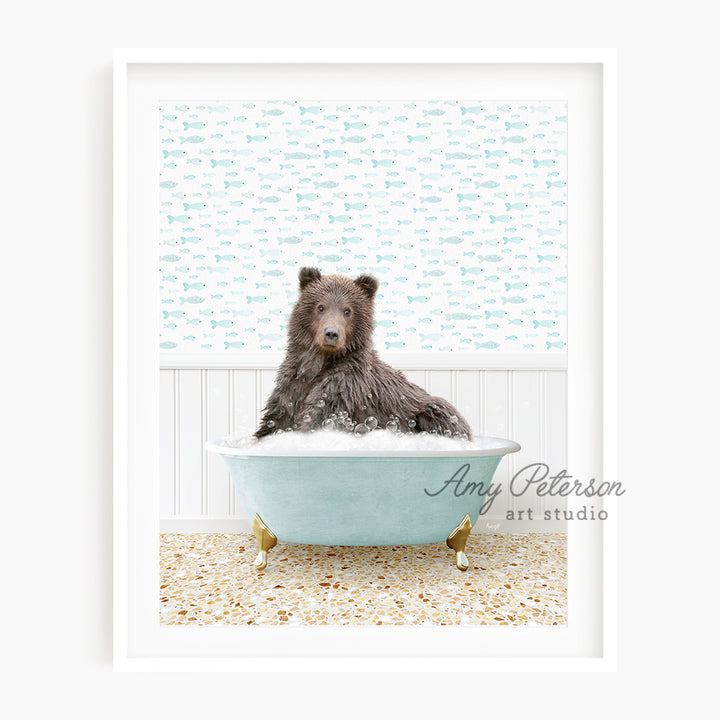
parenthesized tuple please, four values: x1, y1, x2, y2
(298, 266, 322, 290)
(355, 273, 379, 299)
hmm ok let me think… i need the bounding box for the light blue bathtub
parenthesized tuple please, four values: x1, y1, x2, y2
(205, 434, 520, 571)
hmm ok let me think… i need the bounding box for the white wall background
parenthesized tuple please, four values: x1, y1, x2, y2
(2, 2, 718, 718)
(160, 366, 567, 532)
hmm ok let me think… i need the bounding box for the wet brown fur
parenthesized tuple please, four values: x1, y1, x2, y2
(255, 267, 473, 439)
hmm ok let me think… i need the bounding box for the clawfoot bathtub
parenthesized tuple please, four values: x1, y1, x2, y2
(205, 434, 520, 571)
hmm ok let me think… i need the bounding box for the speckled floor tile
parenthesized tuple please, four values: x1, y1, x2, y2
(159, 533, 566, 626)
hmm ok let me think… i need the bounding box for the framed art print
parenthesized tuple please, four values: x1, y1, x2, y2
(114, 49, 617, 671)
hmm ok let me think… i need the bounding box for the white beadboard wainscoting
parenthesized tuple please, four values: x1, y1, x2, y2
(160, 362, 567, 534)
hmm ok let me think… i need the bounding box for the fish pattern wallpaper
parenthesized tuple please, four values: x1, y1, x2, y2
(158, 100, 567, 354)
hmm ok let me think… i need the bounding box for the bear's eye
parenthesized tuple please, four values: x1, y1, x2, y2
(344, 308, 351, 317)
(318, 305, 324, 312)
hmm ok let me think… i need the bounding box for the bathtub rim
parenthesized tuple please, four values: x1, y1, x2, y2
(205, 433, 521, 458)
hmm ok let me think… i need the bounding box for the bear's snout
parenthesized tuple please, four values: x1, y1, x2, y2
(323, 327, 340, 345)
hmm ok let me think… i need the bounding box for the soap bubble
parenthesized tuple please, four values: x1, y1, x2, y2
(302, 414, 311, 424)
(267, 420, 275, 428)
(322, 418, 335, 430)
(316, 399, 325, 408)
(329, 413, 337, 421)
(353, 423, 370, 436)
(444, 429, 452, 437)
(386, 419, 399, 432)
(365, 416, 378, 431)
(407, 419, 416, 429)
(344, 418, 354, 430)
(450, 415, 458, 425)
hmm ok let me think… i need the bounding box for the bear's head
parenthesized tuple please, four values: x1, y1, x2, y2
(287, 266, 379, 356)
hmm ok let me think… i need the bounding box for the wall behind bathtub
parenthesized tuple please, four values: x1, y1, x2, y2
(160, 363, 567, 534)
(157, 97, 569, 534)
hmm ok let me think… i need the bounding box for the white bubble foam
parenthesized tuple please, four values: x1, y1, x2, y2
(216, 428, 488, 452)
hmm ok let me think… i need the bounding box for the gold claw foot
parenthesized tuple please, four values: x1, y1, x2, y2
(251, 513, 277, 571)
(446, 514, 473, 571)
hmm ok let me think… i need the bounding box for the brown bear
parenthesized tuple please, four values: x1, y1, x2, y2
(255, 267, 473, 439)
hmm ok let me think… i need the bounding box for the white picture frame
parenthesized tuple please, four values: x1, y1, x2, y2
(114, 48, 617, 671)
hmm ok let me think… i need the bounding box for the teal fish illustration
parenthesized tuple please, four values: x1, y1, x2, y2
(224, 341, 246, 349)
(505, 282, 529, 290)
(385, 341, 407, 349)
(180, 296, 204, 304)
(444, 312, 468, 321)
(505, 121, 528, 130)
(457, 193, 479, 202)
(328, 215, 351, 224)
(546, 341, 567, 349)
(407, 296, 429, 303)
(501, 136, 527, 144)
(179, 135, 205, 144)
(485, 310, 509, 319)
(341, 135, 366, 143)
(537, 254, 560, 262)
(533, 319, 557, 328)
(159, 341, 178, 350)
(502, 296, 527, 304)
(477, 341, 500, 349)
(210, 319, 235, 329)
(489, 215, 512, 224)
(160, 254, 182, 262)
(246, 296, 268, 303)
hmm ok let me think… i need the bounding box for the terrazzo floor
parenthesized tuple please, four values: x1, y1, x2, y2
(160, 532, 566, 626)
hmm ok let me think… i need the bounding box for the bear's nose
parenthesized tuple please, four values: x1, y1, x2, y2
(324, 327, 339, 345)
